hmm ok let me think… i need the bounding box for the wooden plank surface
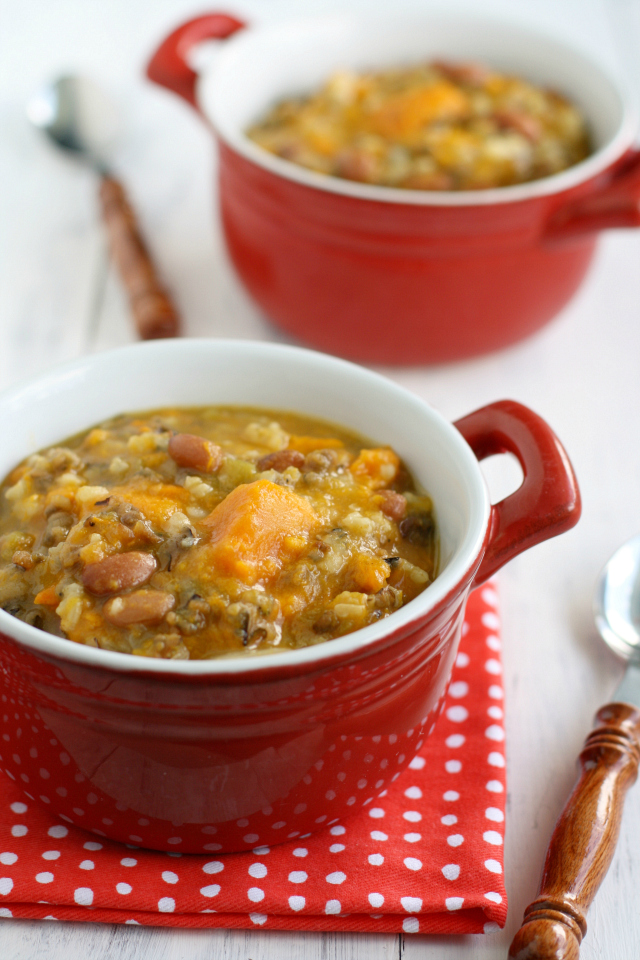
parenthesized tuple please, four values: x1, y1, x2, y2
(1, 1, 640, 958)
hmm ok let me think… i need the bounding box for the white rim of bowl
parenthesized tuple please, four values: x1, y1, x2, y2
(202, 12, 638, 207)
(0, 339, 489, 676)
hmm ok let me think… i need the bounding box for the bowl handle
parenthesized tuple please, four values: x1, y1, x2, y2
(146, 13, 246, 109)
(454, 400, 581, 586)
(544, 149, 640, 239)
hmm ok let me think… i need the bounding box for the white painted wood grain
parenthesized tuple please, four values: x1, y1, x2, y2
(2, 922, 403, 960)
(0, 110, 105, 389)
(2, 0, 640, 958)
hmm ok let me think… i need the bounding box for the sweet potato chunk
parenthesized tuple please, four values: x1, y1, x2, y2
(348, 554, 391, 594)
(109, 480, 190, 526)
(197, 479, 317, 585)
(350, 448, 400, 490)
(370, 82, 469, 141)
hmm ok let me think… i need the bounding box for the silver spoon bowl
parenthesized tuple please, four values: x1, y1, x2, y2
(27, 75, 118, 173)
(594, 532, 640, 663)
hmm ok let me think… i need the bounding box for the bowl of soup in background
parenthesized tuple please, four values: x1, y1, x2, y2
(145, 12, 640, 364)
(0, 339, 580, 851)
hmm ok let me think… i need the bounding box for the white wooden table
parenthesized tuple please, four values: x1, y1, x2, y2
(2, 0, 640, 957)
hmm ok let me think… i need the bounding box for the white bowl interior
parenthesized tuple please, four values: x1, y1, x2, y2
(200, 13, 635, 205)
(0, 340, 489, 673)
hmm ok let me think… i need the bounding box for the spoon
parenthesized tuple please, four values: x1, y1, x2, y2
(509, 533, 640, 959)
(27, 75, 180, 340)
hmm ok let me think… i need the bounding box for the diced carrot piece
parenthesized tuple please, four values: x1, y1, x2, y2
(34, 586, 59, 606)
(288, 436, 344, 454)
(196, 479, 317, 585)
(350, 448, 400, 489)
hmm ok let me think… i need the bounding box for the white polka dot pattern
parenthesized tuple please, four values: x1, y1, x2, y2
(200, 884, 220, 898)
(0, 584, 505, 934)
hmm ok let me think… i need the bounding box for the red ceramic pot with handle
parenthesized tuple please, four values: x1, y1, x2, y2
(146, 13, 640, 365)
(0, 340, 579, 852)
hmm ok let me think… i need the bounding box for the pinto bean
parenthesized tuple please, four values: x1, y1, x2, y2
(256, 449, 305, 473)
(82, 551, 157, 596)
(495, 110, 541, 143)
(378, 490, 407, 522)
(432, 59, 491, 87)
(103, 589, 175, 626)
(335, 147, 379, 183)
(168, 433, 222, 473)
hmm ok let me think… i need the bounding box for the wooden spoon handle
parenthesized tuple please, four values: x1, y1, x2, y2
(98, 175, 181, 340)
(509, 702, 640, 959)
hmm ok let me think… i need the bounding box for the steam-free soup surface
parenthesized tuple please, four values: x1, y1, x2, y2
(0, 408, 437, 659)
(248, 59, 590, 190)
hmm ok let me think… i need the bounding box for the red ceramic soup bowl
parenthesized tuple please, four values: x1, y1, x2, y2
(146, 13, 640, 365)
(0, 340, 580, 852)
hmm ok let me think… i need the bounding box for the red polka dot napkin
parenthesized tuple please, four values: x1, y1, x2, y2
(0, 584, 506, 935)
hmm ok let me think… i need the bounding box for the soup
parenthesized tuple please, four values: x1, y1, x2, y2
(247, 59, 590, 190)
(0, 407, 437, 659)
